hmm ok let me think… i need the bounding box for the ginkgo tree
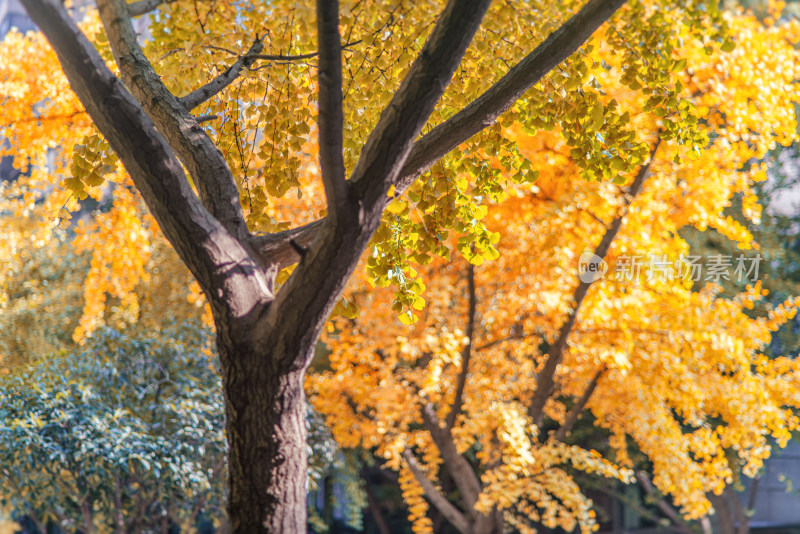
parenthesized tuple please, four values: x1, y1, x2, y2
(308, 7, 800, 534)
(0, 0, 758, 530)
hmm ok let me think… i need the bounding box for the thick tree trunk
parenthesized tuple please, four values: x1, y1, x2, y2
(217, 328, 309, 533)
(709, 493, 735, 534)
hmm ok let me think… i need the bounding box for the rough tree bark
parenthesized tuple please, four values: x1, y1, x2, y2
(19, 0, 628, 530)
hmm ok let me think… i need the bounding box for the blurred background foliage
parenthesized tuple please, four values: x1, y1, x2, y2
(0, 325, 228, 532)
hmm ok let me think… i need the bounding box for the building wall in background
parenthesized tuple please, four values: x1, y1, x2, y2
(0, 0, 35, 36)
(748, 443, 800, 527)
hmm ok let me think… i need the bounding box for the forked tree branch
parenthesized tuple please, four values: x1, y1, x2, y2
(182, 37, 361, 113)
(316, 0, 350, 222)
(447, 263, 477, 429)
(248, 0, 629, 268)
(180, 38, 265, 111)
(19, 0, 272, 322)
(527, 138, 661, 426)
(96, 0, 249, 240)
(258, 0, 494, 370)
(401, 450, 470, 534)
